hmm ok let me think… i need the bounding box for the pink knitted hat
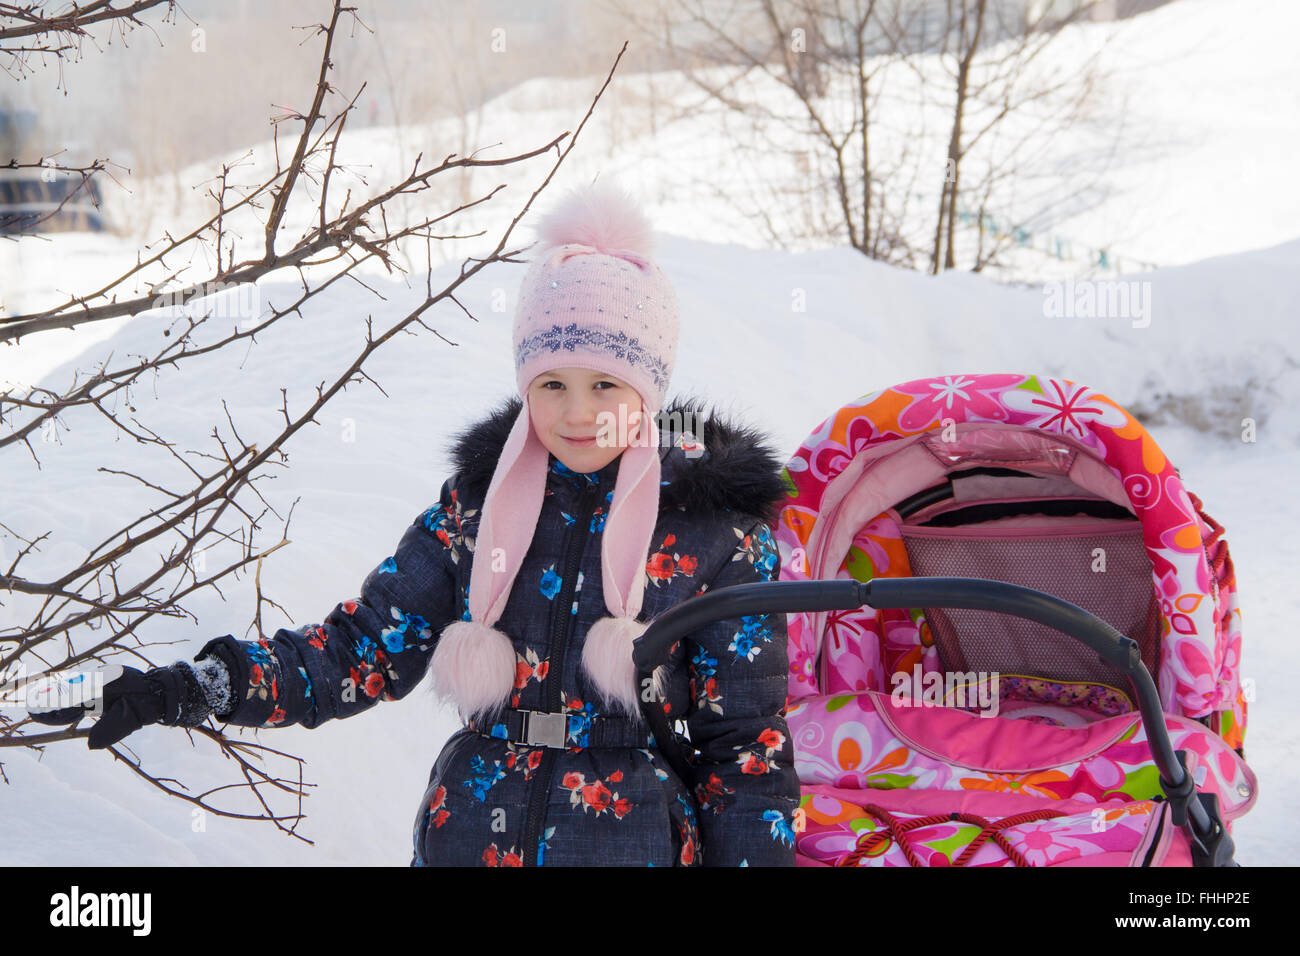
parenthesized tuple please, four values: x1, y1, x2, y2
(429, 180, 680, 724)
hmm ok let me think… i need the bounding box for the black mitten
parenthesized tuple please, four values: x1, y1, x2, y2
(28, 662, 213, 749)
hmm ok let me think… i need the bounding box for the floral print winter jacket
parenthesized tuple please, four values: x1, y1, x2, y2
(193, 395, 799, 866)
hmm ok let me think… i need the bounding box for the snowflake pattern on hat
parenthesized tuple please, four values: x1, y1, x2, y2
(516, 323, 671, 393)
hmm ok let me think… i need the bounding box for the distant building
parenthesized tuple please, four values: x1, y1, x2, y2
(0, 106, 108, 234)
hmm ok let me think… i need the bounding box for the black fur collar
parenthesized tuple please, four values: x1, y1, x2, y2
(446, 393, 788, 526)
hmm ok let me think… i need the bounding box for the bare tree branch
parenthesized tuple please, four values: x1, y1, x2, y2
(2, 0, 631, 839)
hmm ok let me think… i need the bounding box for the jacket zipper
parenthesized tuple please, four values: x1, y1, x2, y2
(522, 482, 602, 867)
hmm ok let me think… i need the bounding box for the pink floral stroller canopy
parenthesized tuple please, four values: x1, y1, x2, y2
(772, 373, 1256, 867)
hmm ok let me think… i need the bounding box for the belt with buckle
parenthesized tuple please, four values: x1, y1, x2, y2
(468, 708, 656, 750)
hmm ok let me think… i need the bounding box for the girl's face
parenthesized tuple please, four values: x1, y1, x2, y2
(528, 367, 644, 473)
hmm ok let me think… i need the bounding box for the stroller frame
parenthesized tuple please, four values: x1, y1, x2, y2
(633, 576, 1237, 866)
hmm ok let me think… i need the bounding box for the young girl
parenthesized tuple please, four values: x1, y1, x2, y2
(41, 181, 799, 866)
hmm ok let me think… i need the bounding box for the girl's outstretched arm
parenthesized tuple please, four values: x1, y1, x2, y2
(190, 478, 464, 729)
(684, 516, 799, 866)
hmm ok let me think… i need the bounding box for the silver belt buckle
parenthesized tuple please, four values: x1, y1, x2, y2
(521, 710, 567, 749)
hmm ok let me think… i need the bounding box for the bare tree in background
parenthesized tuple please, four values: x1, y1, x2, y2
(929, 0, 1117, 274)
(610, 0, 1123, 276)
(0, 0, 624, 840)
(608, 0, 922, 263)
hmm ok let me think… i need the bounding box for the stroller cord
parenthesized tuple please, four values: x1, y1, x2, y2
(836, 805, 1067, 867)
(1188, 491, 1236, 594)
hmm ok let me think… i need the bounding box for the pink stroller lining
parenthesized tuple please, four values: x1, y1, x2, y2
(899, 518, 1162, 692)
(789, 690, 1257, 819)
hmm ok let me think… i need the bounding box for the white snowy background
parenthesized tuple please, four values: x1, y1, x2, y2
(1, 0, 1295, 865)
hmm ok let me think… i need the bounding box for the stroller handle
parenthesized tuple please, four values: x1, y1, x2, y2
(633, 577, 1234, 865)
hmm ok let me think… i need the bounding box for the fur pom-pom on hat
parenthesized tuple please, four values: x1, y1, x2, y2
(535, 180, 657, 258)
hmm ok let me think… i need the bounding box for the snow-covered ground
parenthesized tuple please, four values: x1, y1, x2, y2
(1, 0, 1296, 866)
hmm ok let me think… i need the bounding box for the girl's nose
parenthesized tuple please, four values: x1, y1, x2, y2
(564, 404, 596, 424)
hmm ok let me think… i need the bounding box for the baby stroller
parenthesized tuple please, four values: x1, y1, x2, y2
(635, 373, 1256, 866)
